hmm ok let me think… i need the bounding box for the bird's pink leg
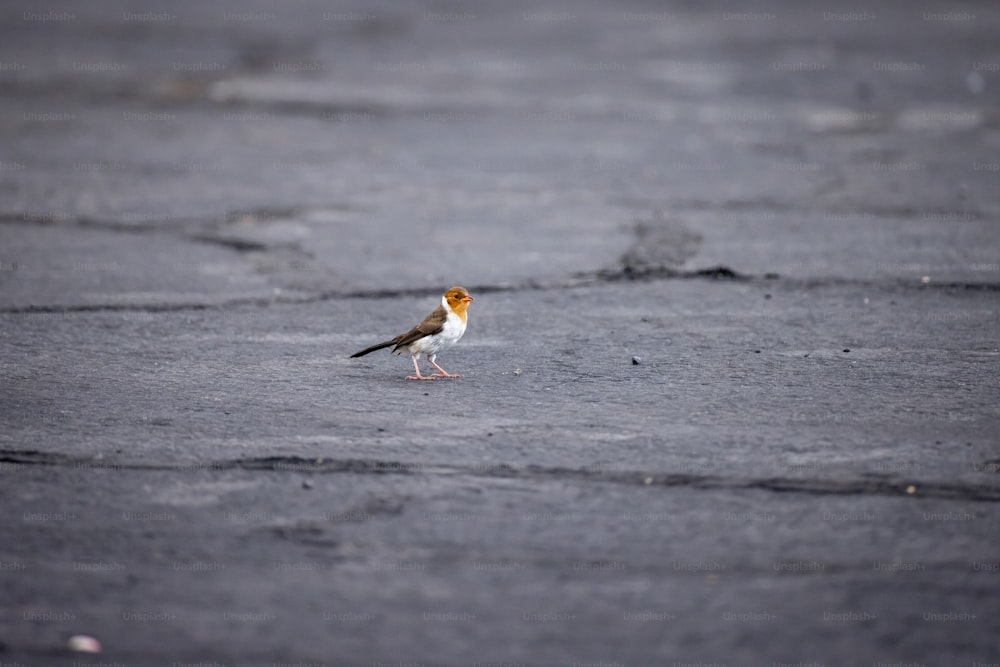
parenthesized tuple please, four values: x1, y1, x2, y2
(406, 356, 436, 381)
(429, 358, 461, 378)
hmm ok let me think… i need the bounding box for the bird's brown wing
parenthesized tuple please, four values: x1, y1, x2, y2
(390, 305, 447, 353)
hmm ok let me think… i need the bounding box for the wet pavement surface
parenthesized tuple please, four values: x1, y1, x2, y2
(1, 1, 999, 665)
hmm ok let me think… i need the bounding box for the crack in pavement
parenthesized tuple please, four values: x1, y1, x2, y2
(2, 450, 997, 502)
(188, 234, 271, 253)
(3, 207, 999, 317)
(2, 269, 998, 316)
(613, 196, 998, 223)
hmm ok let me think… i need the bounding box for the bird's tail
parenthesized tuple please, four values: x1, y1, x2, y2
(350, 340, 396, 358)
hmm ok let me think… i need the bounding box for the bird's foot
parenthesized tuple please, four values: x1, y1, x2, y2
(406, 375, 437, 381)
(431, 372, 462, 378)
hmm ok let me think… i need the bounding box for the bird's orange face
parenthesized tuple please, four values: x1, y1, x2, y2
(444, 286, 473, 320)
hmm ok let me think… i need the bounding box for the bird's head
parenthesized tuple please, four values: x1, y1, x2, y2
(444, 285, 473, 318)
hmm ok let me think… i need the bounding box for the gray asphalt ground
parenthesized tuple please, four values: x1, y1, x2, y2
(1, 1, 999, 665)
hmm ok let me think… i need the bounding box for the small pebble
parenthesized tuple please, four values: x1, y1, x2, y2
(631, 356, 641, 365)
(764, 294, 772, 300)
(302, 480, 313, 490)
(68, 636, 102, 653)
(843, 349, 850, 353)
(920, 276, 930, 284)
(754, 350, 761, 354)
(906, 485, 916, 495)
(513, 368, 522, 376)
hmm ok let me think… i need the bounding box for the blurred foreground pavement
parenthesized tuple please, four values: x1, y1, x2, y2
(1, 0, 999, 665)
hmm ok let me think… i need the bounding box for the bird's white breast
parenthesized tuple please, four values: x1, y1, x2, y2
(409, 297, 466, 356)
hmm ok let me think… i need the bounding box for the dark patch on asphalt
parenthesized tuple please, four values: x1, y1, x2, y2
(268, 522, 341, 546)
(612, 196, 990, 225)
(233, 456, 420, 475)
(782, 276, 1000, 293)
(3, 203, 998, 316)
(918, 281, 1000, 292)
(2, 270, 997, 315)
(594, 264, 750, 282)
(0, 449, 71, 466)
(189, 234, 271, 253)
(620, 217, 703, 271)
(0, 297, 276, 315)
(3, 449, 998, 502)
(688, 266, 745, 280)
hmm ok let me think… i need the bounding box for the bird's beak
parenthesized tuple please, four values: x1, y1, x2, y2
(464, 296, 474, 302)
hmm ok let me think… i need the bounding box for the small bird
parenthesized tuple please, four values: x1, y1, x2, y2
(350, 286, 474, 380)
